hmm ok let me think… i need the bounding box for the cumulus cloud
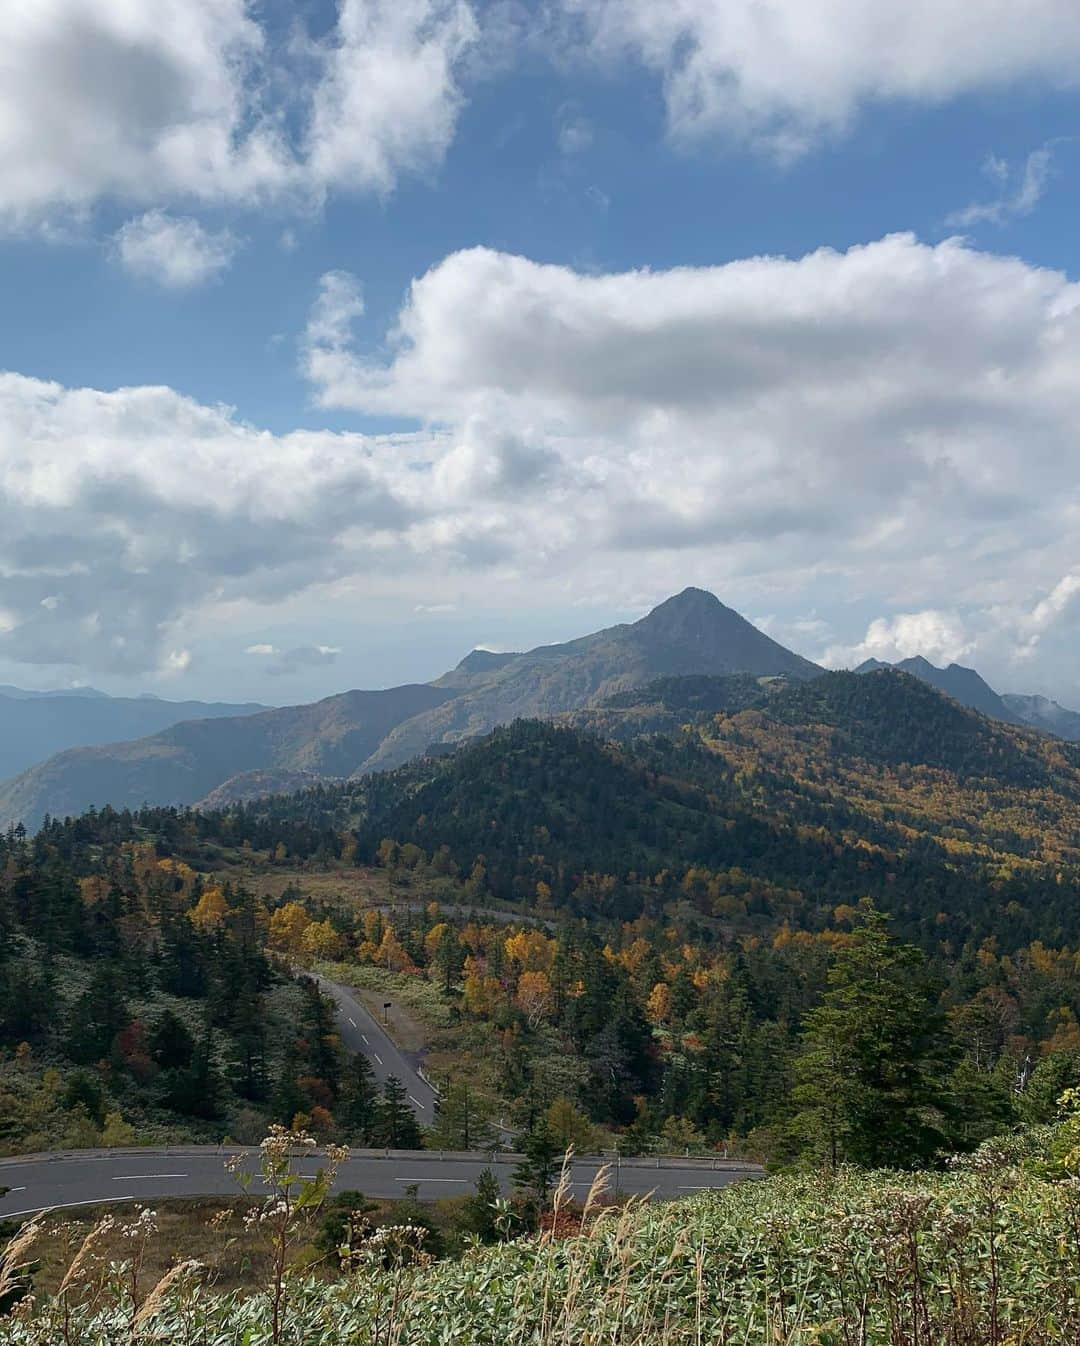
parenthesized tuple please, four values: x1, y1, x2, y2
(0, 372, 425, 673)
(825, 611, 975, 669)
(559, 0, 1080, 154)
(305, 0, 477, 195)
(6, 231, 1080, 691)
(0, 0, 477, 229)
(112, 210, 237, 288)
(302, 232, 1080, 688)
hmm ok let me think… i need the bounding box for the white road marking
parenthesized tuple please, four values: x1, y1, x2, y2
(409, 1096, 425, 1109)
(373, 1053, 383, 1065)
(361, 1034, 369, 1044)
(348, 1017, 357, 1028)
(394, 1177, 467, 1184)
(4, 1186, 26, 1193)
(111, 1174, 188, 1182)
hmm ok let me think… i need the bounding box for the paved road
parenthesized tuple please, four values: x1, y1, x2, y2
(0, 1148, 762, 1220)
(311, 974, 439, 1127)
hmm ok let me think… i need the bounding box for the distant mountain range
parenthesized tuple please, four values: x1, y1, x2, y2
(0, 689, 266, 784)
(0, 589, 820, 830)
(854, 656, 1080, 741)
(3, 589, 1077, 834)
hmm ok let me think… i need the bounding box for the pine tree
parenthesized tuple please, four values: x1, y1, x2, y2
(430, 1080, 497, 1151)
(339, 1051, 380, 1144)
(512, 1120, 562, 1201)
(373, 1076, 423, 1149)
(792, 901, 954, 1168)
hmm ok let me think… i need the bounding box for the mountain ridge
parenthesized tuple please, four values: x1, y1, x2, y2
(0, 589, 820, 831)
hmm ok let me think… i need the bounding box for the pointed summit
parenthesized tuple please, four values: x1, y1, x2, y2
(629, 588, 822, 680)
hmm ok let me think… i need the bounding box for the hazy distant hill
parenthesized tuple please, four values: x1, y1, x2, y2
(1003, 693, 1080, 742)
(0, 589, 820, 830)
(0, 690, 266, 781)
(0, 684, 453, 830)
(0, 684, 110, 700)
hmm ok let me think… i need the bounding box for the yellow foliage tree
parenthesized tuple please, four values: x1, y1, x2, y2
(300, 918, 346, 963)
(268, 901, 312, 953)
(504, 929, 556, 973)
(188, 887, 230, 932)
(463, 972, 504, 1018)
(646, 982, 673, 1025)
(376, 928, 417, 974)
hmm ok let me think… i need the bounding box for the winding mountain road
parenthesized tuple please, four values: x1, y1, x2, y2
(312, 973, 439, 1127)
(0, 974, 766, 1221)
(0, 1147, 762, 1220)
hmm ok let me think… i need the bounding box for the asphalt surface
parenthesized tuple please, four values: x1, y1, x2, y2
(311, 973, 439, 1127)
(0, 1148, 762, 1220)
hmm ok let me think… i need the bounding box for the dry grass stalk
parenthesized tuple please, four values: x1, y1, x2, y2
(130, 1259, 202, 1333)
(0, 1217, 45, 1303)
(56, 1217, 114, 1298)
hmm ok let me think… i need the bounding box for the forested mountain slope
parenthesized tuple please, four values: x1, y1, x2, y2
(214, 668, 1080, 951)
(7, 666, 1080, 1167)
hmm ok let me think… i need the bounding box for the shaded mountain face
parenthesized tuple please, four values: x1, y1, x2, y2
(0, 588, 820, 831)
(0, 692, 267, 781)
(1004, 693, 1080, 742)
(854, 655, 1025, 726)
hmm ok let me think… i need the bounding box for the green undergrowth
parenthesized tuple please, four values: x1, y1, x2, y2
(6, 1130, 1080, 1343)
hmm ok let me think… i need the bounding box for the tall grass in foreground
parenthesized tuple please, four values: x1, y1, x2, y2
(4, 1132, 1080, 1343)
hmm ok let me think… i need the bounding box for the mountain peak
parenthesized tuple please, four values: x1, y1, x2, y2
(855, 654, 1025, 726)
(639, 587, 727, 622)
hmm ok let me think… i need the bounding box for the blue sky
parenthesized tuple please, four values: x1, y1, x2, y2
(2, 0, 1080, 706)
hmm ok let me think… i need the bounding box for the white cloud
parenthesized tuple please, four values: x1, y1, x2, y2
(948, 144, 1059, 227)
(560, 0, 1080, 154)
(0, 371, 429, 672)
(826, 611, 975, 669)
(0, 0, 287, 227)
(6, 230, 1080, 694)
(302, 271, 367, 400)
(112, 210, 237, 288)
(301, 232, 1080, 690)
(305, 0, 477, 196)
(0, 0, 477, 229)
(161, 648, 193, 676)
(557, 108, 594, 155)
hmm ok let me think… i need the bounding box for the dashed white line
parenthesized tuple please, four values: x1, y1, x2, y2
(409, 1095, 425, 1109)
(394, 1177, 466, 1184)
(4, 1186, 26, 1194)
(348, 1017, 357, 1028)
(373, 1053, 383, 1066)
(361, 1034, 369, 1044)
(111, 1174, 187, 1182)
